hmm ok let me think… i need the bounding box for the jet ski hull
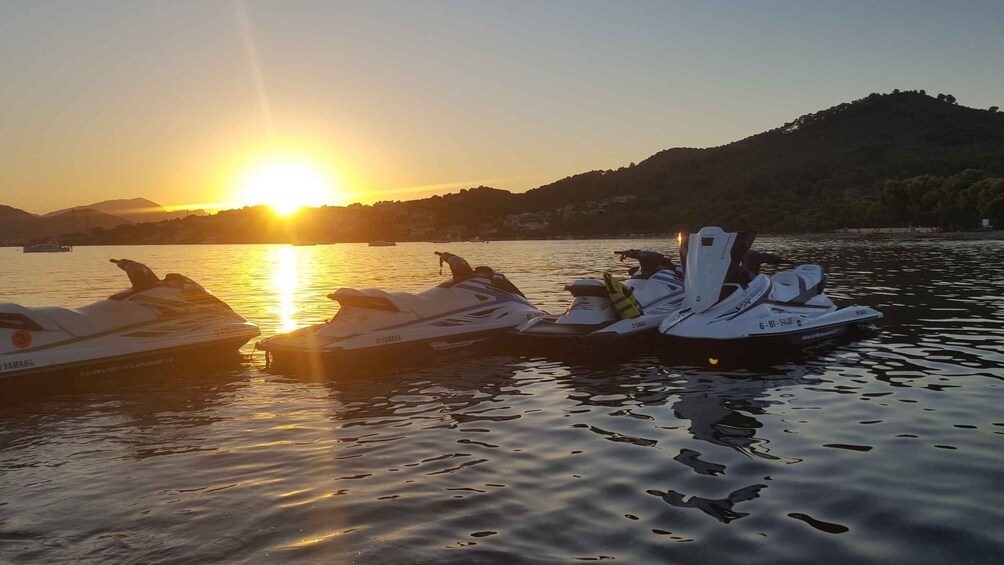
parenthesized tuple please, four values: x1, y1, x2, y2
(665, 318, 876, 346)
(510, 314, 664, 357)
(258, 327, 507, 373)
(0, 333, 257, 382)
(660, 308, 882, 361)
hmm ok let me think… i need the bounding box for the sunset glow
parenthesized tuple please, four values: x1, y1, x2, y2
(238, 157, 338, 216)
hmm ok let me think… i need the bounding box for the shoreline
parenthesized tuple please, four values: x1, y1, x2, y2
(4, 231, 1002, 248)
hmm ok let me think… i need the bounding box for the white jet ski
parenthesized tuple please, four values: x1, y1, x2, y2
(514, 250, 685, 350)
(256, 252, 545, 369)
(0, 259, 260, 380)
(659, 227, 882, 349)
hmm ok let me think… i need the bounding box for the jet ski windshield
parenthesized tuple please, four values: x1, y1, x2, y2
(474, 267, 526, 298)
(683, 228, 757, 313)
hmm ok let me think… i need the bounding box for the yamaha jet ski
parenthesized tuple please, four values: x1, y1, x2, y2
(659, 226, 882, 350)
(0, 259, 260, 380)
(256, 252, 545, 369)
(514, 250, 685, 350)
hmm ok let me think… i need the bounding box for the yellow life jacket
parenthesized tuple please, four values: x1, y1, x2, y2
(603, 272, 643, 319)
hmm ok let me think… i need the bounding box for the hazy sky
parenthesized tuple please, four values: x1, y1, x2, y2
(1, 0, 1002, 213)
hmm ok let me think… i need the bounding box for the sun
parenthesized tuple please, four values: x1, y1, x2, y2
(239, 157, 337, 216)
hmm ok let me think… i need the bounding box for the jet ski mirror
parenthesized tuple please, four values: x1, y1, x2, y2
(110, 259, 160, 291)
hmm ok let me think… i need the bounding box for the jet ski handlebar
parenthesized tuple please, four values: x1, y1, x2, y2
(614, 250, 678, 278)
(614, 250, 642, 260)
(110, 258, 161, 291)
(434, 251, 474, 279)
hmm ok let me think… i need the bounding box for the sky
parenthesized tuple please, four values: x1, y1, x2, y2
(1, 0, 1002, 214)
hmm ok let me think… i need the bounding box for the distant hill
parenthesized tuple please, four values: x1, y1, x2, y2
(0, 205, 35, 220)
(0, 206, 134, 242)
(516, 90, 1004, 232)
(45, 197, 205, 224)
(0, 197, 208, 243)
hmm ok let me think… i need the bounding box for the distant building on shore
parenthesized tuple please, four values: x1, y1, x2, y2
(834, 226, 942, 235)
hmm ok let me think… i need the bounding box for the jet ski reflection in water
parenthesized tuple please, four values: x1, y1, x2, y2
(256, 252, 545, 371)
(0, 259, 260, 381)
(659, 226, 882, 352)
(514, 249, 685, 352)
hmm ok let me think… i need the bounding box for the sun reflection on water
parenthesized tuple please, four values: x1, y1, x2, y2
(273, 246, 299, 332)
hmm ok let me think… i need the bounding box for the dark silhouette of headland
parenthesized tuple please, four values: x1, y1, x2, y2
(4, 90, 1002, 245)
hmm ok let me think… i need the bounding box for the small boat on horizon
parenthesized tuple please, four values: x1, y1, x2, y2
(368, 241, 397, 247)
(23, 242, 72, 253)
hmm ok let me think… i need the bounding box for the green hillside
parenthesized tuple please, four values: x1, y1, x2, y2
(518, 90, 1004, 233)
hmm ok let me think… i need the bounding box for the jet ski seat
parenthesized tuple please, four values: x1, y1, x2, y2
(389, 290, 458, 318)
(333, 288, 452, 318)
(436, 269, 482, 289)
(33, 307, 97, 336)
(34, 301, 157, 337)
(770, 266, 825, 304)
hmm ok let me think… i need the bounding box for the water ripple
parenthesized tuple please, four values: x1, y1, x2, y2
(1, 239, 1003, 564)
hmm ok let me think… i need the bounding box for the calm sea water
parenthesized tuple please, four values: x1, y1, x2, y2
(1, 239, 1002, 564)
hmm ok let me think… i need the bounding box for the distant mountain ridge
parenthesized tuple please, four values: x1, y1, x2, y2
(0, 198, 205, 242)
(44, 198, 205, 224)
(0, 205, 35, 219)
(6, 90, 1004, 244)
(513, 90, 1004, 231)
(0, 206, 134, 242)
